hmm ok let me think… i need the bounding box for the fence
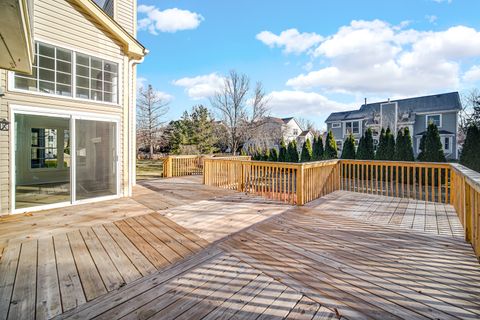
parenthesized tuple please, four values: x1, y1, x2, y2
(203, 158, 339, 205)
(163, 155, 251, 178)
(203, 158, 479, 259)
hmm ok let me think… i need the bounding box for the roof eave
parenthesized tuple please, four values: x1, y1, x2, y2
(75, 0, 147, 59)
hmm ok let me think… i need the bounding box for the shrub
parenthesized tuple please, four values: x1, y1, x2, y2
(278, 139, 287, 162)
(287, 140, 299, 162)
(312, 135, 324, 160)
(269, 148, 279, 161)
(375, 128, 387, 160)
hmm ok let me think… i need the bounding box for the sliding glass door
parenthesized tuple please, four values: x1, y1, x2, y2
(13, 109, 119, 212)
(75, 119, 117, 200)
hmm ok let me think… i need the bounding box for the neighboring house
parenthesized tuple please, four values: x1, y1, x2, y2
(244, 116, 314, 151)
(0, 0, 147, 214)
(325, 92, 462, 160)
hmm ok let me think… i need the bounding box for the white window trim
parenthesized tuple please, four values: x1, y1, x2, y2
(425, 114, 442, 128)
(343, 120, 361, 136)
(332, 122, 341, 128)
(8, 39, 122, 107)
(416, 134, 453, 154)
(9, 104, 121, 215)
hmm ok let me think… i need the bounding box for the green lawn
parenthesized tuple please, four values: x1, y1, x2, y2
(136, 159, 164, 180)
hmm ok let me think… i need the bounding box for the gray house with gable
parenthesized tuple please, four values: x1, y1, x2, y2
(325, 92, 462, 160)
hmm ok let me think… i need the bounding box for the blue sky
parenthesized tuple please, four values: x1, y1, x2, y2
(136, 0, 480, 130)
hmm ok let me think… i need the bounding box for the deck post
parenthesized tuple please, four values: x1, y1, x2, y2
(297, 164, 305, 205)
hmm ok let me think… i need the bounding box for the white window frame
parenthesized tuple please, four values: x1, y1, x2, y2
(425, 114, 442, 128)
(331, 122, 341, 128)
(336, 140, 343, 150)
(10, 104, 121, 214)
(8, 39, 122, 107)
(442, 135, 453, 154)
(344, 120, 360, 136)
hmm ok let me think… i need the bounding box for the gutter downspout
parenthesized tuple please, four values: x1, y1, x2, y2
(127, 54, 146, 196)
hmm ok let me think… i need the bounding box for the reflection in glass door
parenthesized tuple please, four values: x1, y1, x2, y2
(15, 114, 71, 209)
(75, 119, 117, 200)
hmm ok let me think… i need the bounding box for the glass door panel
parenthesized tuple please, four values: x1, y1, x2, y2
(15, 114, 71, 209)
(75, 119, 117, 200)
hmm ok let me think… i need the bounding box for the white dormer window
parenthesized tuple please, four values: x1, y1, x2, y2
(426, 114, 442, 128)
(293, 129, 299, 135)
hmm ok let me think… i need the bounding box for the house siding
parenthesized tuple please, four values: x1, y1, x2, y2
(0, 0, 137, 214)
(115, 0, 136, 36)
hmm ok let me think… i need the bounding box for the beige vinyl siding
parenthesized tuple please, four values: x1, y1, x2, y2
(35, 0, 124, 61)
(0, 0, 138, 214)
(0, 70, 10, 214)
(115, 0, 135, 36)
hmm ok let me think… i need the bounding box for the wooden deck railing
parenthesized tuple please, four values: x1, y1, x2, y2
(203, 158, 479, 259)
(450, 163, 480, 258)
(163, 155, 251, 177)
(203, 158, 339, 204)
(339, 160, 452, 203)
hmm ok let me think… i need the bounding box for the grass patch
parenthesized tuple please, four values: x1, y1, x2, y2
(136, 159, 164, 180)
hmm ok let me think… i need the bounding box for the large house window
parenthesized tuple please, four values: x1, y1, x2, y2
(345, 121, 360, 135)
(14, 42, 72, 96)
(426, 114, 441, 127)
(14, 42, 118, 104)
(76, 53, 118, 103)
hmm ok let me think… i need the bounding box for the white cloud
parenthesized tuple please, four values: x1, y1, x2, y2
(172, 73, 224, 99)
(463, 65, 480, 83)
(256, 29, 323, 54)
(267, 90, 350, 119)
(286, 21, 480, 96)
(137, 5, 204, 34)
(432, 0, 452, 3)
(426, 15, 438, 23)
(137, 77, 147, 89)
(136, 77, 174, 102)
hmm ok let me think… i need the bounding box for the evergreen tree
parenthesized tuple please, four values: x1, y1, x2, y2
(287, 140, 299, 162)
(269, 148, 279, 162)
(394, 127, 415, 161)
(417, 123, 446, 162)
(278, 139, 287, 162)
(375, 128, 387, 160)
(341, 133, 356, 159)
(312, 135, 324, 160)
(385, 127, 395, 160)
(323, 130, 338, 159)
(393, 129, 404, 161)
(263, 148, 270, 161)
(356, 128, 375, 160)
(460, 124, 480, 172)
(190, 105, 217, 154)
(300, 139, 313, 162)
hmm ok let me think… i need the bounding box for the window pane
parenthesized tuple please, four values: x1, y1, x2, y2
(76, 87, 89, 99)
(56, 48, 71, 62)
(56, 72, 71, 85)
(76, 76, 89, 89)
(76, 65, 89, 77)
(56, 84, 72, 96)
(104, 71, 114, 82)
(15, 76, 37, 91)
(91, 69, 102, 80)
(77, 53, 89, 66)
(39, 68, 55, 82)
(104, 62, 117, 73)
(91, 79, 103, 90)
(91, 58, 102, 69)
(104, 92, 112, 102)
(57, 60, 71, 73)
(39, 81, 55, 94)
(39, 43, 55, 57)
(91, 90, 103, 101)
(104, 82, 112, 93)
(39, 56, 55, 70)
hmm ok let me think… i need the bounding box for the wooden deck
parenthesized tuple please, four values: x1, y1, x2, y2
(1, 179, 479, 319)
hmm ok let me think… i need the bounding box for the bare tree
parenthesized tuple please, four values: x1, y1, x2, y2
(137, 84, 169, 158)
(210, 71, 269, 154)
(297, 117, 318, 133)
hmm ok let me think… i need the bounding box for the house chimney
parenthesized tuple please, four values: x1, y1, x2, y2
(388, 98, 391, 102)
(364, 98, 367, 106)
